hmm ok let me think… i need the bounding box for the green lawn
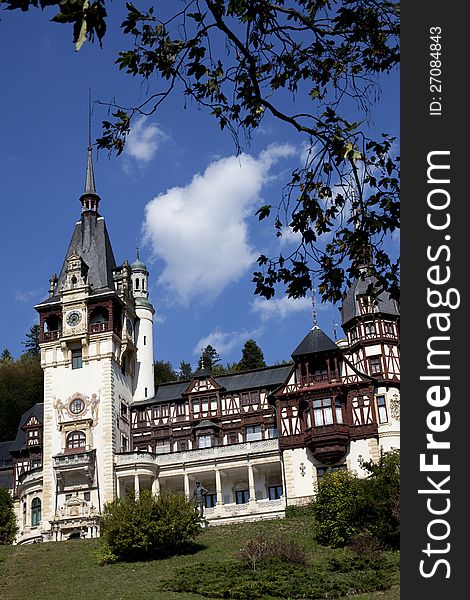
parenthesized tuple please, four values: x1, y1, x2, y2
(0, 516, 399, 600)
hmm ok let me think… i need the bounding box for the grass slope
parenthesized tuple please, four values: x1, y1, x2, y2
(0, 516, 399, 600)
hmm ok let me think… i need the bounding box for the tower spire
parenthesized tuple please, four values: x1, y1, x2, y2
(80, 88, 100, 214)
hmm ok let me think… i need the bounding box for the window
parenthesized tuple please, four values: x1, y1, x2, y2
(71, 276, 78, 289)
(365, 322, 376, 336)
(241, 391, 260, 406)
(304, 407, 312, 429)
(204, 494, 217, 508)
(84, 491, 91, 502)
(377, 395, 388, 423)
(120, 402, 128, 420)
(121, 434, 128, 452)
(335, 399, 343, 424)
(384, 322, 395, 336)
(65, 493, 72, 501)
(177, 440, 188, 452)
(31, 498, 41, 527)
(31, 458, 42, 469)
(267, 427, 279, 439)
(317, 464, 347, 479)
(313, 398, 333, 426)
(198, 434, 212, 449)
(23, 502, 26, 526)
(268, 485, 283, 500)
(70, 397, 85, 414)
(66, 430, 86, 450)
(228, 433, 238, 445)
(144, 336, 146, 346)
(235, 489, 250, 504)
(27, 429, 40, 445)
(71, 348, 82, 370)
(245, 425, 262, 442)
(369, 356, 382, 374)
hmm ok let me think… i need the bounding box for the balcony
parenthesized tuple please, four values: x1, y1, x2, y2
(42, 330, 61, 342)
(18, 467, 43, 489)
(304, 423, 350, 465)
(53, 449, 96, 488)
(116, 439, 280, 469)
(89, 322, 111, 334)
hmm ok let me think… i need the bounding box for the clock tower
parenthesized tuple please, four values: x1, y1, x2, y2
(34, 144, 153, 540)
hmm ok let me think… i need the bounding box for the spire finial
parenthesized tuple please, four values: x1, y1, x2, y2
(88, 87, 92, 149)
(310, 278, 318, 327)
(136, 240, 140, 261)
(80, 88, 101, 214)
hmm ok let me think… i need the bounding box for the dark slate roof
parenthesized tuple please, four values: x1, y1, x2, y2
(291, 326, 339, 358)
(0, 441, 13, 468)
(133, 365, 292, 406)
(340, 275, 399, 326)
(36, 215, 117, 306)
(0, 472, 13, 490)
(9, 403, 44, 453)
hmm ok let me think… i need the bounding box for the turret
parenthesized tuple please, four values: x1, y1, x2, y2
(131, 245, 155, 400)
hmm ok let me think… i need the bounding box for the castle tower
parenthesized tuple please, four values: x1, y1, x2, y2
(33, 145, 140, 541)
(339, 270, 400, 454)
(131, 246, 155, 401)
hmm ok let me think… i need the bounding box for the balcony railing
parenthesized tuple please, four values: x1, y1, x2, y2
(53, 449, 96, 470)
(42, 330, 61, 342)
(89, 322, 110, 334)
(116, 439, 280, 468)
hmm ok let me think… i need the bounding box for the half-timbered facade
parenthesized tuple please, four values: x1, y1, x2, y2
(4, 144, 400, 543)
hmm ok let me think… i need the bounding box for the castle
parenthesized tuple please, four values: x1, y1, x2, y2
(1, 145, 400, 543)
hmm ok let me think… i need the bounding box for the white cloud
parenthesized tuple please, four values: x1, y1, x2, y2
(125, 116, 166, 162)
(143, 144, 296, 304)
(252, 296, 312, 322)
(252, 295, 334, 322)
(193, 327, 262, 358)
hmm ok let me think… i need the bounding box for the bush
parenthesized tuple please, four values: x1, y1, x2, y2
(310, 449, 400, 549)
(0, 488, 18, 545)
(100, 490, 201, 563)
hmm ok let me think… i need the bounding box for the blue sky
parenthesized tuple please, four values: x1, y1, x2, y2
(0, 3, 399, 372)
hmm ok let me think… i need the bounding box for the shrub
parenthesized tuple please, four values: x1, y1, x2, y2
(310, 470, 366, 547)
(0, 488, 18, 545)
(310, 449, 400, 549)
(100, 490, 200, 562)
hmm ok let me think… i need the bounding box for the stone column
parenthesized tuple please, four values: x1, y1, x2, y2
(248, 463, 256, 503)
(152, 476, 160, 496)
(134, 473, 140, 499)
(215, 469, 223, 506)
(184, 472, 190, 498)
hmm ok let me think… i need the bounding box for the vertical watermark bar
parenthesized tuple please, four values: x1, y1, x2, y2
(401, 1, 467, 597)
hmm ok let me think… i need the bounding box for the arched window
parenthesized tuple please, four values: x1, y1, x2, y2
(135, 279, 139, 290)
(66, 430, 86, 450)
(71, 276, 78, 289)
(31, 498, 41, 527)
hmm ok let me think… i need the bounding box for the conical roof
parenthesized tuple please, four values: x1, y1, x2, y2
(291, 325, 338, 358)
(340, 274, 399, 326)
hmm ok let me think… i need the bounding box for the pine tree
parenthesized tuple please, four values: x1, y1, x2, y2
(22, 324, 40, 357)
(153, 361, 178, 385)
(178, 361, 193, 381)
(197, 345, 221, 372)
(0, 349, 13, 364)
(0, 488, 18, 544)
(238, 340, 266, 371)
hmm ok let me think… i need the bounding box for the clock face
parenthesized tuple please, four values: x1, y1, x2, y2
(66, 311, 82, 327)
